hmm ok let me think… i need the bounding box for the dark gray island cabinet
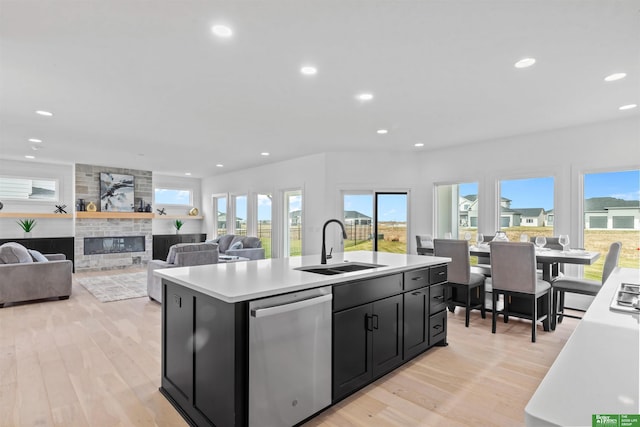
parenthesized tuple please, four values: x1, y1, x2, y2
(157, 254, 449, 427)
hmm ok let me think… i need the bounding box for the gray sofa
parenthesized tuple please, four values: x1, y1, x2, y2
(147, 242, 219, 303)
(209, 234, 265, 260)
(0, 242, 72, 308)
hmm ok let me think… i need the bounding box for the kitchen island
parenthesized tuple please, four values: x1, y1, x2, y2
(525, 267, 640, 426)
(155, 251, 450, 427)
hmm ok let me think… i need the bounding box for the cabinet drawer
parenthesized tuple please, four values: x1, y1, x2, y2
(429, 265, 447, 284)
(333, 274, 403, 312)
(429, 284, 446, 313)
(404, 268, 430, 291)
(429, 310, 447, 345)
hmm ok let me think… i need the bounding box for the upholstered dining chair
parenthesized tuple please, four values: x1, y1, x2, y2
(552, 241, 621, 327)
(490, 241, 552, 342)
(416, 234, 433, 250)
(434, 239, 486, 327)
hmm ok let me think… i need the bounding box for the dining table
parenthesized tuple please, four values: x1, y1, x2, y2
(418, 244, 601, 282)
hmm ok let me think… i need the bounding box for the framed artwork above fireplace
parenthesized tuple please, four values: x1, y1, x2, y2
(100, 172, 135, 212)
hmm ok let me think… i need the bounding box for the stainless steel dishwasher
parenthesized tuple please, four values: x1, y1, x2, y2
(249, 286, 332, 427)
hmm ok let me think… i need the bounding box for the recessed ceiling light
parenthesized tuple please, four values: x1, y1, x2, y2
(377, 129, 388, 134)
(35, 110, 53, 116)
(261, 152, 270, 156)
(24, 155, 35, 159)
(356, 93, 374, 101)
(414, 143, 424, 147)
(212, 25, 233, 38)
(604, 73, 626, 82)
(216, 164, 224, 168)
(514, 58, 536, 68)
(619, 104, 637, 111)
(185, 172, 191, 176)
(31, 146, 40, 151)
(28, 138, 42, 143)
(300, 66, 317, 76)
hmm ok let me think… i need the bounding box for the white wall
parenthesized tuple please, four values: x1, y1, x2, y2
(201, 154, 327, 257)
(0, 159, 74, 238)
(199, 117, 638, 259)
(152, 174, 203, 235)
(419, 116, 640, 253)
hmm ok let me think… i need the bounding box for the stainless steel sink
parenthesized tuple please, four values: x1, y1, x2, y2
(295, 262, 385, 276)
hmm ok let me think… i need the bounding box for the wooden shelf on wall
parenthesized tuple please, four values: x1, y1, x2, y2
(154, 215, 204, 220)
(76, 212, 154, 219)
(0, 212, 73, 219)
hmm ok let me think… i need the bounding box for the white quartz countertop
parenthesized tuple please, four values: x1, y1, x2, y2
(154, 251, 450, 303)
(525, 267, 640, 426)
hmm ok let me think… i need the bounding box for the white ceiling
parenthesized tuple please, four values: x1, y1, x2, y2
(1, 0, 638, 178)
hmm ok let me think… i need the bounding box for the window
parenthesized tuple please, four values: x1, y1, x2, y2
(342, 191, 407, 253)
(0, 176, 58, 201)
(154, 188, 192, 205)
(213, 195, 228, 237)
(284, 190, 302, 257)
(375, 193, 407, 253)
(583, 169, 639, 281)
(343, 193, 373, 252)
(435, 182, 479, 240)
(233, 195, 247, 236)
(499, 177, 554, 242)
(257, 193, 272, 258)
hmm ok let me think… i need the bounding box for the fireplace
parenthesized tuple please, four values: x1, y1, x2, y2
(84, 236, 146, 255)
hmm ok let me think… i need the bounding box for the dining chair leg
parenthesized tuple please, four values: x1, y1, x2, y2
(551, 289, 558, 331)
(492, 291, 498, 334)
(542, 291, 551, 332)
(503, 295, 509, 323)
(557, 290, 565, 324)
(480, 285, 486, 319)
(531, 297, 537, 343)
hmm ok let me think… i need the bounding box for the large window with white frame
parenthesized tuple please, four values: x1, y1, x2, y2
(435, 182, 479, 241)
(257, 193, 273, 258)
(583, 169, 639, 281)
(0, 176, 58, 201)
(154, 187, 192, 206)
(212, 194, 228, 237)
(284, 190, 302, 257)
(233, 194, 247, 236)
(498, 176, 554, 242)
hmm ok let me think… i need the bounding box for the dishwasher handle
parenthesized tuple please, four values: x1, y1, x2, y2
(251, 293, 333, 318)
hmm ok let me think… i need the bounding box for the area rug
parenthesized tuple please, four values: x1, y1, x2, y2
(77, 271, 148, 303)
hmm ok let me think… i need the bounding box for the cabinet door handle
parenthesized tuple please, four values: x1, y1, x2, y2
(411, 291, 423, 296)
(438, 271, 446, 276)
(433, 295, 444, 301)
(372, 314, 379, 330)
(433, 324, 442, 330)
(366, 314, 373, 331)
(411, 276, 425, 281)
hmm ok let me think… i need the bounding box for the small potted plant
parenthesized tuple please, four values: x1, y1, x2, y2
(17, 218, 37, 238)
(173, 219, 184, 234)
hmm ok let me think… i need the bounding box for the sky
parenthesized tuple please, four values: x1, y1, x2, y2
(344, 194, 407, 222)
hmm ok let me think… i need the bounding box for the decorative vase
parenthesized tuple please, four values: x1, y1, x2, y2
(78, 199, 85, 212)
(86, 201, 97, 212)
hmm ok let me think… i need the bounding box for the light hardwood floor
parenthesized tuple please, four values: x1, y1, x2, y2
(0, 268, 578, 427)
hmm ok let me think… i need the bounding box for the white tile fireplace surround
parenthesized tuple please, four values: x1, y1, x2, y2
(75, 218, 152, 272)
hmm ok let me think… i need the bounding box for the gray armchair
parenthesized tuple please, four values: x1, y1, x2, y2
(210, 234, 265, 260)
(0, 242, 72, 307)
(147, 242, 219, 303)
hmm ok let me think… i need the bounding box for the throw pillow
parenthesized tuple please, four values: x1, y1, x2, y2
(28, 249, 49, 262)
(0, 242, 34, 264)
(230, 241, 243, 250)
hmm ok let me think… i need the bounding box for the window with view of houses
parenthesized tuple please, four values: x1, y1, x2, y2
(436, 182, 480, 241)
(583, 169, 640, 281)
(498, 176, 554, 242)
